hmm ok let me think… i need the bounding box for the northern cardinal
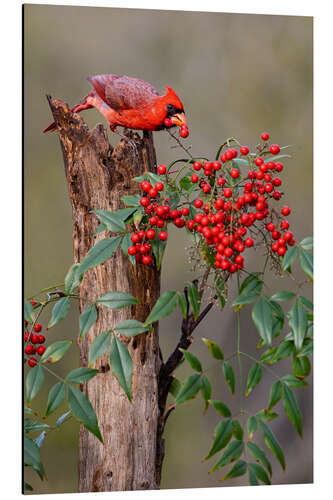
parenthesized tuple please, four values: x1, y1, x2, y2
(43, 74, 188, 138)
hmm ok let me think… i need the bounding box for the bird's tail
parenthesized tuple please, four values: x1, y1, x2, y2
(42, 96, 93, 133)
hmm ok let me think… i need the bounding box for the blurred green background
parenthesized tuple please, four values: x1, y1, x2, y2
(24, 4, 313, 494)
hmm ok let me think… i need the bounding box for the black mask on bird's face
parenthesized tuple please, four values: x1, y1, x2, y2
(164, 103, 187, 128)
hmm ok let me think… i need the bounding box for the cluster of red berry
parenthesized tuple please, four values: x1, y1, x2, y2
(163, 117, 189, 138)
(24, 301, 46, 367)
(127, 132, 294, 272)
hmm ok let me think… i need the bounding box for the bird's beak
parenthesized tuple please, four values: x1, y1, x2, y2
(170, 113, 187, 127)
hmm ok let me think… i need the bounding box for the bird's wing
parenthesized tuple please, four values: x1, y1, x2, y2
(87, 74, 159, 111)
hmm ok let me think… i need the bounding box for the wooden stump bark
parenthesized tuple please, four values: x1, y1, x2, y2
(47, 97, 163, 492)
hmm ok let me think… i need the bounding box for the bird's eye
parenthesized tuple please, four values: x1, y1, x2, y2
(167, 104, 175, 114)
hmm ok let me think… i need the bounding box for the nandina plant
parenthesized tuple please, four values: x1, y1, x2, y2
(24, 131, 313, 490)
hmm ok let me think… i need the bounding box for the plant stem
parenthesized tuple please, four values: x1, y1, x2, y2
(236, 274, 244, 412)
(239, 351, 281, 381)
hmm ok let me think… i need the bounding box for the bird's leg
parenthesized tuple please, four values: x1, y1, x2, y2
(111, 126, 139, 156)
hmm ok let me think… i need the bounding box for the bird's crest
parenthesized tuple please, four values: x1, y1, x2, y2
(163, 86, 184, 111)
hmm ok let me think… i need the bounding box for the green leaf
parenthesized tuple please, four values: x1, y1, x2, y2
(211, 400, 231, 418)
(113, 207, 137, 222)
(267, 380, 283, 410)
(223, 361, 235, 395)
(175, 373, 203, 405)
(252, 296, 274, 346)
(169, 377, 181, 398)
(232, 420, 244, 440)
(248, 469, 259, 485)
(222, 459, 247, 481)
(282, 384, 303, 437)
(40, 340, 72, 363)
(247, 416, 258, 441)
(259, 420, 285, 470)
(247, 441, 272, 476)
(282, 246, 298, 272)
(94, 223, 107, 236)
(24, 418, 49, 433)
(233, 274, 263, 309)
(56, 410, 71, 427)
(187, 282, 200, 321)
(256, 410, 278, 422)
(292, 355, 311, 378)
(299, 295, 313, 311)
(201, 374, 212, 413)
(177, 292, 188, 319)
(202, 338, 224, 360)
(151, 238, 167, 270)
(121, 233, 136, 266)
(245, 363, 262, 396)
(91, 210, 126, 232)
(260, 347, 278, 364)
(248, 463, 271, 485)
(179, 175, 192, 191)
(121, 194, 141, 207)
(24, 435, 42, 470)
(24, 405, 33, 415)
(300, 236, 313, 251)
(274, 341, 294, 362)
(179, 348, 202, 372)
(66, 367, 99, 383)
(299, 339, 313, 357)
(26, 365, 44, 403)
(270, 291, 296, 302)
(96, 291, 138, 310)
(78, 237, 122, 276)
(204, 420, 233, 461)
(45, 382, 66, 416)
(24, 481, 33, 491)
(299, 248, 313, 281)
(114, 319, 151, 337)
(144, 290, 178, 326)
(288, 299, 308, 352)
(64, 263, 82, 294)
(88, 331, 111, 367)
(79, 303, 97, 339)
(24, 300, 34, 322)
(68, 385, 103, 442)
(210, 440, 243, 472)
(48, 297, 70, 328)
(109, 336, 133, 401)
(282, 374, 308, 388)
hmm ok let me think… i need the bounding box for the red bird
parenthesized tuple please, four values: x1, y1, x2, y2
(43, 74, 188, 137)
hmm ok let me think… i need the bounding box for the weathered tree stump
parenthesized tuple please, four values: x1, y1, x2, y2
(46, 97, 163, 492)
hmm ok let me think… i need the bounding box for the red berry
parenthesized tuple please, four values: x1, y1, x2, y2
(30, 301, 37, 307)
(149, 216, 158, 226)
(142, 255, 152, 265)
(213, 161, 221, 171)
(278, 246, 287, 256)
(37, 346, 46, 356)
(24, 333, 29, 342)
(159, 231, 168, 241)
(187, 220, 195, 230)
(230, 168, 240, 179)
(202, 184, 211, 194)
(28, 357, 38, 368)
(149, 188, 158, 198)
(277, 238, 286, 247)
(223, 188, 232, 198)
(221, 259, 230, 270)
(38, 335, 45, 344)
(225, 150, 233, 161)
(281, 206, 291, 216)
(217, 177, 226, 186)
(272, 242, 279, 252)
(283, 231, 293, 241)
(272, 230, 281, 241)
(281, 220, 290, 230)
(270, 144, 280, 155)
(193, 161, 202, 171)
(140, 197, 149, 207)
(245, 237, 254, 247)
(146, 229, 156, 240)
(273, 191, 282, 200)
(194, 199, 203, 209)
(266, 223, 275, 232)
(180, 126, 189, 138)
(157, 164, 167, 175)
(164, 118, 172, 127)
(240, 145, 249, 155)
(229, 263, 237, 273)
(275, 162, 284, 172)
(33, 323, 42, 333)
(128, 245, 137, 256)
(155, 182, 164, 192)
(230, 149, 238, 158)
(224, 247, 233, 258)
(140, 180, 151, 192)
(261, 132, 270, 141)
(174, 218, 185, 228)
(272, 177, 282, 187)
(157, 219, 164, 228)
(191, 174, 199, 183)
(25, 345, 35, 355)
(255, 157, 264, 166)
(31, 334, 39, 344)
(264, 183, 273, 193)
(235, 254, 244, 265)
(182, 207, 190, 216)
